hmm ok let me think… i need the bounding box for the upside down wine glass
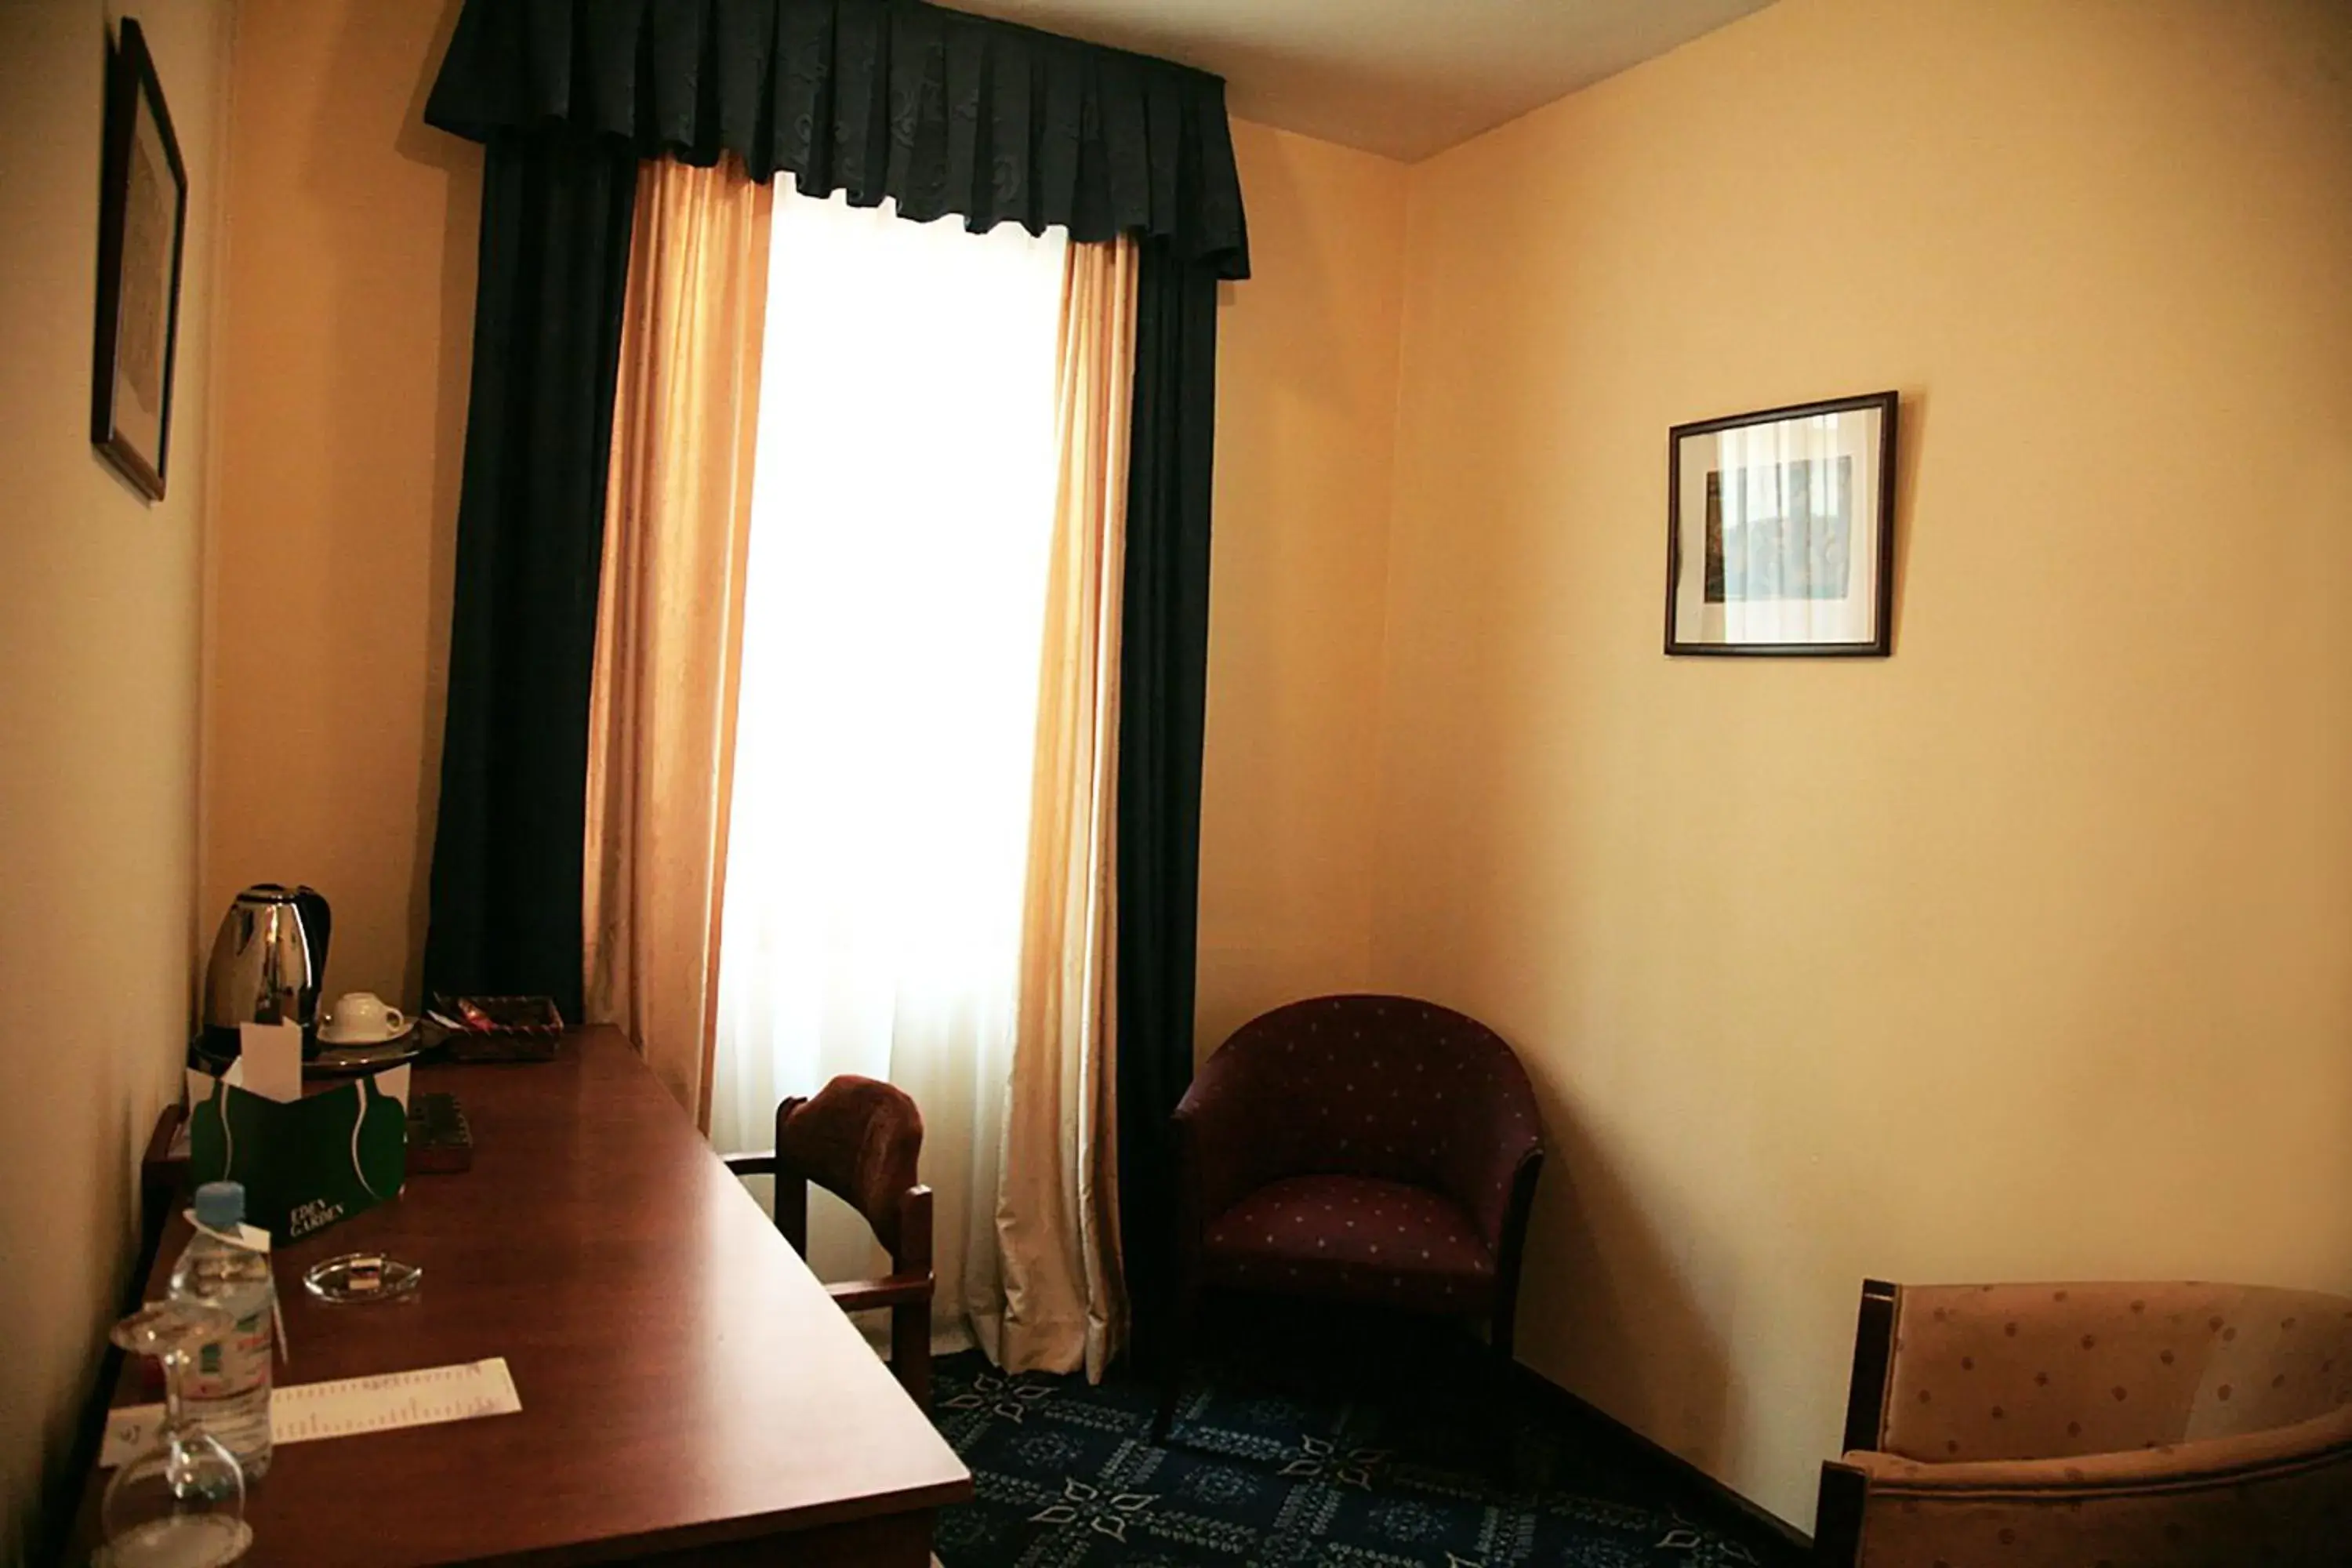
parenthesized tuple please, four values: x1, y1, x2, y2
(98, 1300, 254, 1566)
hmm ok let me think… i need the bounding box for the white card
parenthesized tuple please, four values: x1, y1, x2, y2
(238, 1021, 304, 1103)
(180, 1210, 271, 1252)
(100, 1358, 521, 1467)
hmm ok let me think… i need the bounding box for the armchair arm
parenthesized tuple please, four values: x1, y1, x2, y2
(1428, 1065, 1544, 1256)
(1443, 1126, 1543, 1258)
(1848, 1404, 2352, 1490)
(1171, 1090, 1278, 1234)
(1171, 1024, 1316, 1236)
(1819, 1410, 2352, 1568)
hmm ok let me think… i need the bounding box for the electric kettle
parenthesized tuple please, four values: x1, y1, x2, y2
(201, 884, 331, 1061)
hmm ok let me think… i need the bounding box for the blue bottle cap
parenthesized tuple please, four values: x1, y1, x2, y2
(193, 1181, 246, 1232)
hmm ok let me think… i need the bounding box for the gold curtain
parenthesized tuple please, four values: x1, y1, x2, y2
(984, 235, 1140, 1378)
(583, 155, 773, 1126)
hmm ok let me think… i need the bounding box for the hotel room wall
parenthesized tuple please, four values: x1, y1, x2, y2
(1369, 0, 2352, 1527)
(0, 1, 234, 1553)
(199, 9, 1410, 1064)
(201, 0, 478, 1010)
(1196, 122, 1408, 1057)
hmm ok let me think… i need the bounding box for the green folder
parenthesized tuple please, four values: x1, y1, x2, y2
(186, 1066, 409, 1243)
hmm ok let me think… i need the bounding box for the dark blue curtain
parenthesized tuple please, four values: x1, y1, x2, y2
(425, 0, 1247, 280)
(1113, 240, 1221, 1361)
(421, 134, 636, 1021)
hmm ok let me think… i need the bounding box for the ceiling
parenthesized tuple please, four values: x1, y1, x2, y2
(949, 0, 1779, 162)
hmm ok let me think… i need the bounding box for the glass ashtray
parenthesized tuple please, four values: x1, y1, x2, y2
(302, 1252, 423, 1303)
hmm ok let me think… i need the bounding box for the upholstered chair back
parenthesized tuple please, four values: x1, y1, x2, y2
(1878, 1281, 2352, 1465)
(775, 1074, 924, 1251)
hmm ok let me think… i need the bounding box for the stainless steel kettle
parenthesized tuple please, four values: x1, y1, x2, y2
(201, 884, 332, 1060)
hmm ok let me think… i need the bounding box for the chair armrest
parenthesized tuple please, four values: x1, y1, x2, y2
(829, 1273, 935, 1313)
(1845, 1401, 2352, 1494)
(1425, 1060, 1544, 1255)
(721, 1151, 776, 1177)
(1172, 1087, 1278, 1232)
(1821, 1415, 2352, 1568)
(1450, 1137, 1542, 1258)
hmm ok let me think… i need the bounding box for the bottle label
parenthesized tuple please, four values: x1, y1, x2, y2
(186, 1308, 272, 1403)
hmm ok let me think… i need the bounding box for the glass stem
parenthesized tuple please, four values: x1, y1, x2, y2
(161, 1345, 188, 1432)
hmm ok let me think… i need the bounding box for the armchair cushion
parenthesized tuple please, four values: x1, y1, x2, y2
(1200, 1174, 1496, 1316)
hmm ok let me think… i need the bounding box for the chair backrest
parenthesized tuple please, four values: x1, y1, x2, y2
(775, 1074, 924, 1252)
(1866, 1280, 2352, 1462)
(1190, 994, 1541, 1229)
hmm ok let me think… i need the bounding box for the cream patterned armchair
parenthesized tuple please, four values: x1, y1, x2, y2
(1816, 1279, 2352, 1567)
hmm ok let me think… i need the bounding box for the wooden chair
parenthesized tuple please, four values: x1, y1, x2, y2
(724, 1075, 935, 1410)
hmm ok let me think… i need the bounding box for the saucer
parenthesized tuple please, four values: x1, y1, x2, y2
(318, 1022, 411, 1048)
(309, 1028, 423, 1075)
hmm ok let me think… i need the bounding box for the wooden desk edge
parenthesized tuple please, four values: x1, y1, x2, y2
(62, 1422, 969, 1568)
(513, 1477, 975, 1568)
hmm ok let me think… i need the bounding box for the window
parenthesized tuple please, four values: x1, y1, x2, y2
(709, 188, 1069, 1322)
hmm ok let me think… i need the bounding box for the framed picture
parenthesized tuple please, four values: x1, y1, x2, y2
(1665, 391, 1899, 656)
(90, 17, 189, 502)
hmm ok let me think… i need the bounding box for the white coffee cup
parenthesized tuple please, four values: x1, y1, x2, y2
(321, 991, 407, 1044)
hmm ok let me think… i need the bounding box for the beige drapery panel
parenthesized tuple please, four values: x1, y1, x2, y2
(980, 235, 1140, 1379)
(583, 155, 773, 1127)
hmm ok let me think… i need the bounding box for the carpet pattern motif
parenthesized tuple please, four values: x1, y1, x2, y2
(929, 1351, 1801, 1568)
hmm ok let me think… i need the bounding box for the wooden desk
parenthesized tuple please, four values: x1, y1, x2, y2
(77, 1028, 971, 1566)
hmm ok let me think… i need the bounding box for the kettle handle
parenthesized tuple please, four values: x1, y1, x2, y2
(293, 885, 332, 985)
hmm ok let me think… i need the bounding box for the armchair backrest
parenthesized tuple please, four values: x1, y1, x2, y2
(1181, 995, 1542, 1243)
(1858, 1279, 2352, 1464)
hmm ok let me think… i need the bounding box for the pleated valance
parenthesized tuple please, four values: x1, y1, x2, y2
(425, 0, 1251, 280)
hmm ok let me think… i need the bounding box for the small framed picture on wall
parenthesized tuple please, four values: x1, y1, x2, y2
(90, 17, 189, 503)
(1665, 391, 1899, 656)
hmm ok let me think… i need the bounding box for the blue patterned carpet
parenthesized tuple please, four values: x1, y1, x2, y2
(929, 1313, 1802, 1568)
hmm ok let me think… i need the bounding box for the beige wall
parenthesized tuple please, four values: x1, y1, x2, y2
(202, 0, 477, 1009)
(1371, 0, 2352, 1526)
(0, 1, 234, 1554)
(1196, 122, 1407, 1054)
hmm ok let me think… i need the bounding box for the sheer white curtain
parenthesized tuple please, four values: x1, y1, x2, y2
(708, 186, 1069, 1350)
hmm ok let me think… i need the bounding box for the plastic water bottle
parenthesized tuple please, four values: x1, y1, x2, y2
(170, 1181, 274, 1478)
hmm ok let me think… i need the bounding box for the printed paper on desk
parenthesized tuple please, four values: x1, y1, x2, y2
(100, 1359, 521, 1467)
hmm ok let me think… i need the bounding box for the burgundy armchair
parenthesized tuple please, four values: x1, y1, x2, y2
(1156, 994, 1545, 1439)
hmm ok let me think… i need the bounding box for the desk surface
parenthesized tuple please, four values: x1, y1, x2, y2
(85, 1028, 970, 1566)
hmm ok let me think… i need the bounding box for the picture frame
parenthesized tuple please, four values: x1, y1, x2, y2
(1664, 391, 1899, 656)
(90, 17, 189, 503)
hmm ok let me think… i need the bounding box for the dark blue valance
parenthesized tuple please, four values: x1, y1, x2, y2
(425, 0, 1250, 279)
